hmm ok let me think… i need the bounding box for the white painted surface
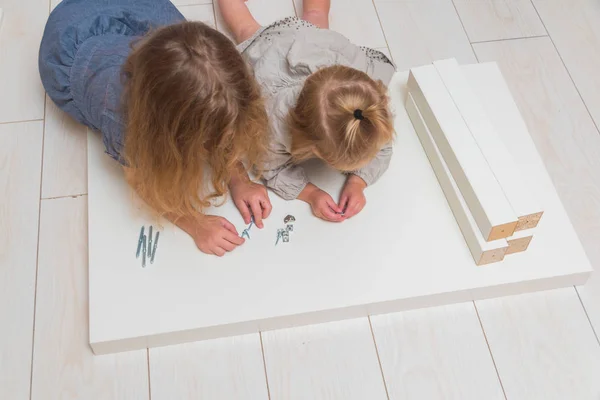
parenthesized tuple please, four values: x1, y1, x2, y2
(178, 4, 215, 27)
(453, 0, 546, 42)
(262, 319, 387, 400)
(31, 197, 149, 400)
(0, 0, 599, 397)
(214, 0, 295, 41)
(0, 121, 43, 400)
(472, 33, 600, 352)
(87, 66, 592, 354)
(42, 97, 88, 199)
(408, 64, 518, 240)
(532, 0, 600, 129)
(172, 0, 212, 7)
(374, 0, 476, 71)
(477, 288, 600, 399)
(149, 334, 268, 400)
(434, 58, 542, 229)
(293, 0, 387, 49)
(0, 0, 47, 123)
(405, 92, 508, 265)
(371, 303, 505, 400)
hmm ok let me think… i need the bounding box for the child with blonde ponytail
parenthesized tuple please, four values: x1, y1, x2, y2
(220, 0, 396, 221)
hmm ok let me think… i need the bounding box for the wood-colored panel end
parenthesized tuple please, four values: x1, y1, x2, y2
(506, 235, 533, 255)
(478, 247, 508, 266)
(487, 221, 518, 241)
(515, 211, 543, 231)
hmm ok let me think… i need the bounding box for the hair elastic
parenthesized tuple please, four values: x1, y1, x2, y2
(353, 109, 364, 120)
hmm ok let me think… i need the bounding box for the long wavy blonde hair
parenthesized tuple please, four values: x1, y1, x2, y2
(288, 65, 394, 171)
(122, 21, 268, 219)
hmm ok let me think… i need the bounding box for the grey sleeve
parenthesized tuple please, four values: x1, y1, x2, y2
(262, 163, 309, 200)
(353, 141, 393, 186)
(360, 47, 397, 87)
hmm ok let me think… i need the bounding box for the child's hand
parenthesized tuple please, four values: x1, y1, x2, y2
(230, 179, 272, 228)
(339, 175, 367, 218)
(299, 183, 345, 222)
(192, 215, 245, 257)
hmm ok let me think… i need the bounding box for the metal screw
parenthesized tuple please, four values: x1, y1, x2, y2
(136, 226, 145, 258)
(150, 231, 160, 264)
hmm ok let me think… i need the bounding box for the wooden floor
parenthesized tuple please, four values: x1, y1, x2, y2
(1, 0, 600, 398)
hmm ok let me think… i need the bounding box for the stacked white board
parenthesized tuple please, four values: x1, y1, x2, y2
(87, 63, 592, 354)
(407, 59, 543, 264)
(434, 59, 544, 231)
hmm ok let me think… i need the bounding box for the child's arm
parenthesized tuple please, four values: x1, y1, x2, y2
(338, 143, 393, 218)
(298, 183, 345, 222)
(217, 0, 261, 44)
(229, 162, 272, 228)
(353, 142, 393, 187)
(301, 0, 331, 29)
(124, 167, 245, 257)
(262, 160, 344, 222)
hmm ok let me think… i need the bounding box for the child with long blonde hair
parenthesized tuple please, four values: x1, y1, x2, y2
(39, 0, 272, 256)
(220, 0, 396, 221)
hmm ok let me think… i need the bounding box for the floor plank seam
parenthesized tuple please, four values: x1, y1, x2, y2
(41, 193, 88, 200)
(574, 287, 600, 347)
(259, 333, 272, 400)
(367, 316, 391, 400)
(449, 0, 478, 64)
(211, 1, 217, 30)
(472, 301, 508, 400)
(28, 95, 47, 400)
(470, 34, 548, 45)
(146, 349, 152, 400)
(529, 0, 600, 136)
(370, 0, 395, 64)
(0, 118, 44, 126)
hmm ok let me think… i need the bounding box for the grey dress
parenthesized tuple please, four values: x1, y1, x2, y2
(238, 17, 397, 201)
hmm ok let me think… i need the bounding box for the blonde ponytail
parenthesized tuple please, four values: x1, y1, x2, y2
(288, 67, 394, 171)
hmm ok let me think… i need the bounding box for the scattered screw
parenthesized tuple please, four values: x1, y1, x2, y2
(142, 234, 147, 268)
(150, 231, 160, 264)
(241, 216, 255, 239)
(136, 226, 145, 258)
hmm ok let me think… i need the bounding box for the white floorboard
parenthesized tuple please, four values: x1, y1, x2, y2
(0, 0, 48, 123)
(371, 303, 505, 400)
(2, 0, 600, 398)
(31, 196, 149, 400)
(149, 334, 269, 400)
(528, 0, 600, 339)
(374, 0, 476, 71)
(214, 0, 295, 41)
(261, 319, 388, 400)
(293, 0, 387, 48)
(178, 3, 215, 26)
(473, 36, 600, 343)
(41, 98, 87, 199)
(477, 288, 600, 399)
(0, 121, 43, 400)
(533, 0, 600, 129)
(172, 0, 212, 7)
(453, 0, 546, 42)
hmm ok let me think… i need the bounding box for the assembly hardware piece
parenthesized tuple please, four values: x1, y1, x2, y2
(136, 225, 160, 267)
(241, 216, 255, 239)
(275, 228, 285, 246)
